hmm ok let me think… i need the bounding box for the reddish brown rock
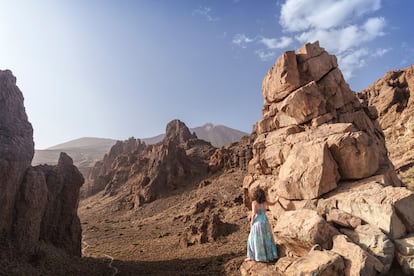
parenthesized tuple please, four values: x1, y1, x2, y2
(87, 119, 217, 206)
(0, 69, 84, 264)
(208, 134, 255, 173)
(0, 69, 34, 238)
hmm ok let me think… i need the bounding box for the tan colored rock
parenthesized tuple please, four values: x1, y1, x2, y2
(284, 249, 345, 276)
(327, 131, 380, 179)
(340, 224, 395, 274)
(331, 234, 384, 275)
(275, 81, 327, 127)
(395, 234, 414, 256)
(317, 68, 355, 111)
(358, 66, 414, 188)
(278, 142, 339, 200)
(319, 181, 414, 239)
(240, 260, 280, 276)
(326, 209, 362, 228)
(274, 210, 339, 257)
(296, 41, 338, 84)
(262, 51, 300, 103)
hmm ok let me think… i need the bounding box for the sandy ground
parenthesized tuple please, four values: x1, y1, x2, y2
(78, 170, 249, 275)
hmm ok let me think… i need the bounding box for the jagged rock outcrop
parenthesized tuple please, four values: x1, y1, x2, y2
(0, 69, 83, 266)
(358, 64, 414, 189)
(0, 70, 34, 240)
(86, 119, 217, 206)
(208, 134, 256, 173)
(86, 119, 256, 206)
(240, 42, 413, 275)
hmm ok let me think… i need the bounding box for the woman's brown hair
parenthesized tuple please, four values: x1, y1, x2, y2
(253, 188, 266, 204)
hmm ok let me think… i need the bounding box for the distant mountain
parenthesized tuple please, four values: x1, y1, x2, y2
(47, 137, 118, 151)
(142, 123, 249, 147)
(33, 137, 118, 177)
(32, 124, 249, 170)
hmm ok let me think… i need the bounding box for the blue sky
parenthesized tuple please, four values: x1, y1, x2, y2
(0, 0, 413, 149)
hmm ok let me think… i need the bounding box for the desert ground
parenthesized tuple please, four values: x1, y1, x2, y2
(78, 170, 249, 275)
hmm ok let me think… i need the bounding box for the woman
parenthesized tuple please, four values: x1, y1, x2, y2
(246, 187, 279, 262)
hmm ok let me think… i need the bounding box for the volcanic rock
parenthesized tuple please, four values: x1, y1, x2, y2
(0, 69, 34, 239)
(0, 69, 84, 267)
(86, 119, 217, 206)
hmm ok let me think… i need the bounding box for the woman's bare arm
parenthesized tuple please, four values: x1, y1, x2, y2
(265, 196, 280, 207)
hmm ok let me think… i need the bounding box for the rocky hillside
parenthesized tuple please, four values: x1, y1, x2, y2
(358, 65, 414, 189)
(84, 119, 254, 202)
(33, 124, 247, 183)
(0, 69, 84, 275)
(241, 41, 413, 275)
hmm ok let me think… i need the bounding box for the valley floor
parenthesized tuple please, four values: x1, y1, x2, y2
(78, 170, 249, 275)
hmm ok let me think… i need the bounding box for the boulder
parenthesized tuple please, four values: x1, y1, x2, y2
(326, 209, 362, 229)
(327, 131, 380, 179)
(240, 260, 280, 276)
(278, 142, 339, 199)
(319, 181, 414, 239)
(395, 234, 414, 256)
(340, 224, 395, 273)
(284, 249, 345, 276)
(274, 210, 339, 257)
(331, 235, 384, 275)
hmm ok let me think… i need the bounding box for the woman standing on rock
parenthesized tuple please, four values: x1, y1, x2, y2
(245, 187, 279, 262)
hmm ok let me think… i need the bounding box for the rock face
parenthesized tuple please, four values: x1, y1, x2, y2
(86, 119, 241, 206)
(0, 70, 34, 240)
(0, 69, 83, 263)
(358, 64, 414, 189)
(241, 42, 413, 275)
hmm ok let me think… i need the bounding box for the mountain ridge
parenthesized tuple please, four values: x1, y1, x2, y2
(32, 123, 249, 171)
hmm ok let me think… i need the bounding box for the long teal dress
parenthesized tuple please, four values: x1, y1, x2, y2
(247, 203, 278, 262)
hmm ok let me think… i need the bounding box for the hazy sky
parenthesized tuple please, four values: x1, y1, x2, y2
(0, 0, 413, 149)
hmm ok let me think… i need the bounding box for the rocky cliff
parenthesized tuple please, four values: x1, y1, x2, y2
(358, 65, 414, 189)
(241, 42, 414, 275)
(0, 69, 83, 271)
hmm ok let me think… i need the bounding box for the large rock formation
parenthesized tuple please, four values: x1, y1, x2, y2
(0, 69, 83, 265)
(241, 42, 414, 275)
(358, 65, 414, 189)
(86, 120, 216, 206)
(86, 119, 255, 209)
